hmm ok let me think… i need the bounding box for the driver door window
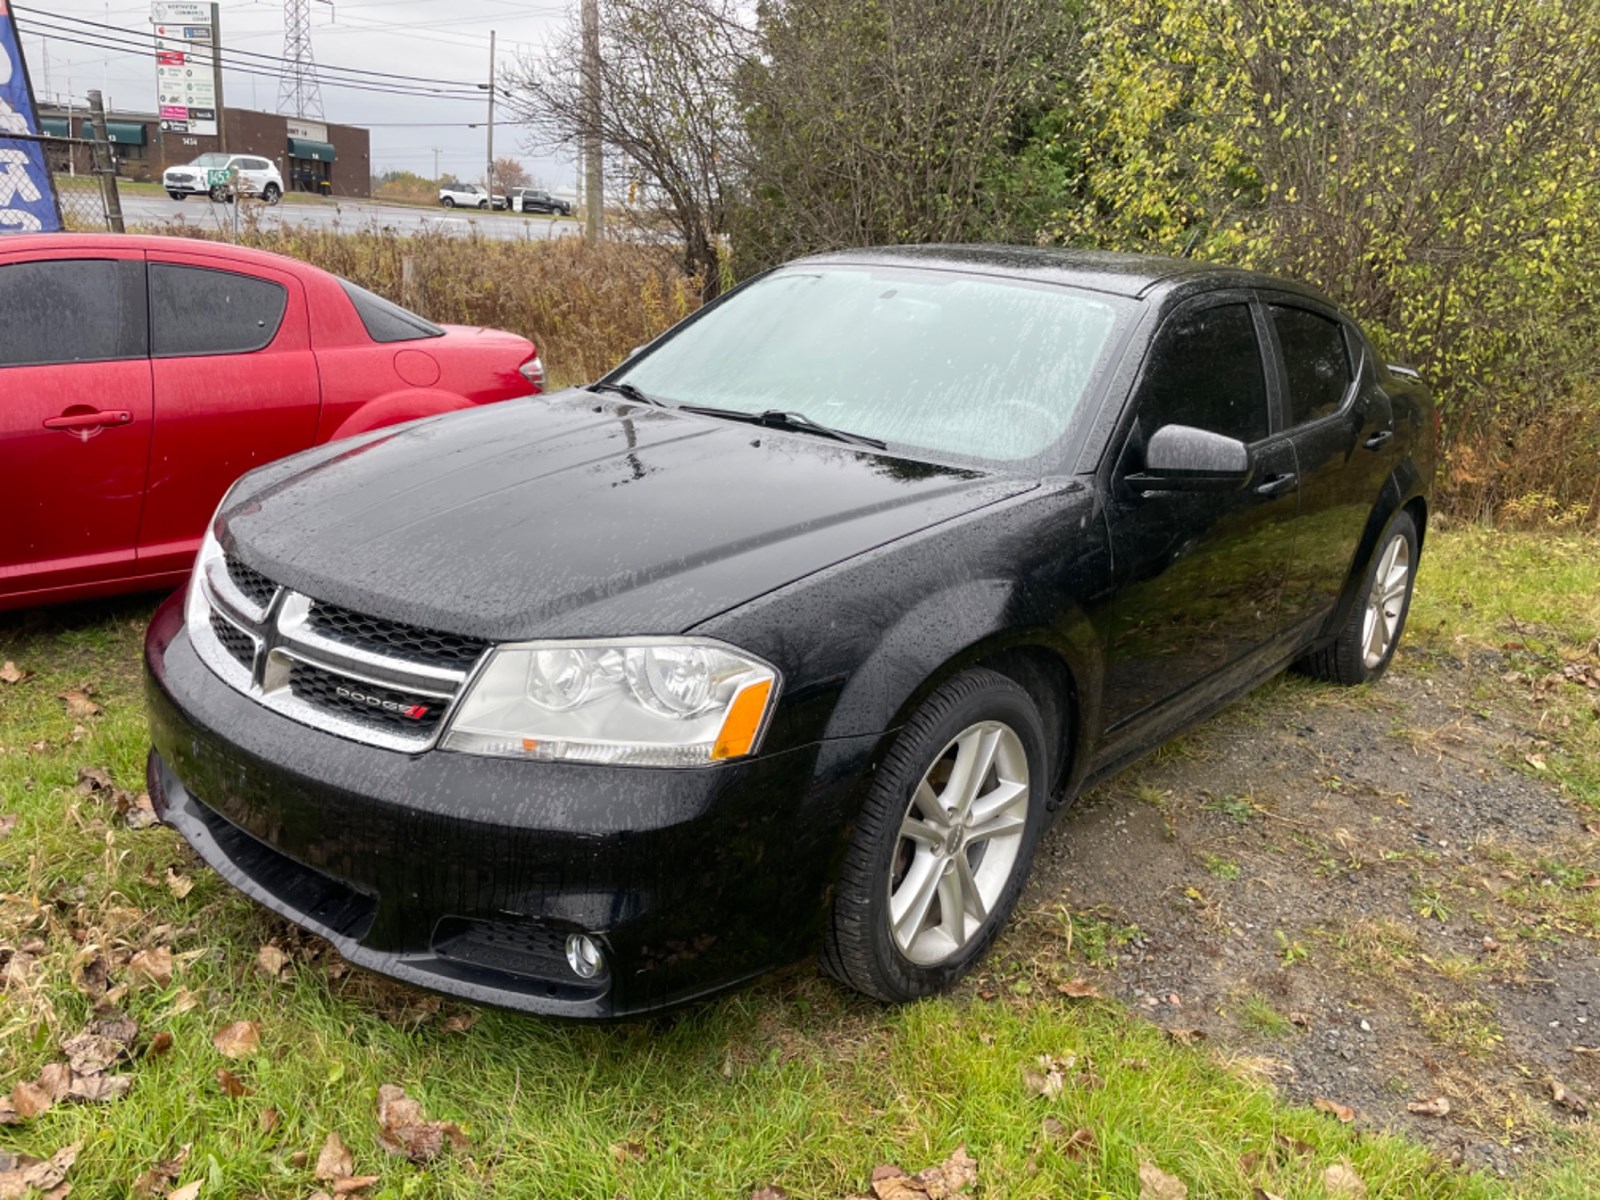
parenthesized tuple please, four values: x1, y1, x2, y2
(1133, 303, 1269, 445)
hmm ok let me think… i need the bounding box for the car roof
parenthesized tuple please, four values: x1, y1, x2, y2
(0, 233, 327, 278)
(795, 244, 1330, 303)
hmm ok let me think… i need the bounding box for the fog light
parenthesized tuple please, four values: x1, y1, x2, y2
(565, 934, 604, 979)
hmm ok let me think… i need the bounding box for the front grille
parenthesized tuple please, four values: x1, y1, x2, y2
(306, 600, 488, 669)
(286, 659, 448, 736)
(210, 611, 255, 668)
(225, 556, 278, 609)
(194, 560, 480, 752)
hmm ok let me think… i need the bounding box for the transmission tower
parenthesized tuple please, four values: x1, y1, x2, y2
(277, 0, 331, 119)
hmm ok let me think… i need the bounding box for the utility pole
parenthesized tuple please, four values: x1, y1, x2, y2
(86, 90, 125, 233)
(211, 3, 227, 152)
(432, 147, 441, 181)
(581, 0, 602, 243)
(486, 30, 496, 195)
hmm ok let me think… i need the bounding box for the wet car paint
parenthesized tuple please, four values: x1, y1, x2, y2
(146, 246, 1435, 1017)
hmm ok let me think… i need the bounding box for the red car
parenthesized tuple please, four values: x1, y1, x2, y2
(0, 234, 543, 611)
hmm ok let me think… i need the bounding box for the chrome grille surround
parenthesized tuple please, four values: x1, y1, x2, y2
(189, 557, 486, 753)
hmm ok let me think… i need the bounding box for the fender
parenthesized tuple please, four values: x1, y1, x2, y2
(326, 388, 475, 442)
(1317, 461, 1428, 647)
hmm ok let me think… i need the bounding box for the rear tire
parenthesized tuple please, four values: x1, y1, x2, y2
(1297, 510, 1418, 686)
(262, 184, 281, 206)
(822, 668, 1048, 1003)
(442, 197, 456, 208)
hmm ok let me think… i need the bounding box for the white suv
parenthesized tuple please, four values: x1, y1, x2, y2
(163, 154, 284, 205)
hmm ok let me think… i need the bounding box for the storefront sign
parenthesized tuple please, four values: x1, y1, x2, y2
(153, 6, 217, 136)
(0, 0, 61, 234)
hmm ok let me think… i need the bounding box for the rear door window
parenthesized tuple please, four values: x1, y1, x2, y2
(0, 258, 147, 367)
(1271, 305, 1353, 425)
(149, 263, 288, 357)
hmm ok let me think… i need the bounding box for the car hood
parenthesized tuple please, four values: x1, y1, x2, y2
(221, 391, 1035, 641)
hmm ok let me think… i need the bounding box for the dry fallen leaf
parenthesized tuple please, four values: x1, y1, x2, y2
(1252, 1190, 1285, 1200)
(0, 814, 15, 841)
(1549, 1078, 1589, 1115)
(1164, 1027, 1206, 1046)
(1314, 1097, 1356, 1123)
(1272, 1133, 1315, 1159)
(331, 1176, 380, 1195)
(260, 1108, 281, 1134)
(212, 1021, 260, 1059)
(255, 944, 290, 979)
(124, 793, 160, 830)
(146, 1032, 175, 1060)
(0, 661, 31, 684)
(167, 1182, 202, 1200)
(70, 1071, 132, 1103)
(1040, 1118, 1096, 1161)
(130, 947, 174, 988)
(1407, 1096, 1451, 1117)
(1323, 1160, 1368, 1199)
(1138, 1161, 1188, 1200)
(216, 1069, 253, 1098)
(165, 868, 195, 899)
(0, 1141, 81, 1197)
(610, 1141, 648, 1164)
(58, 689, 102, 719)
(375, 1084, 469, 1163)
(748, 1188, 791, 1200)
(315, 1131, 354, 1183)
(868, 1166, 923, 1200)
(1056, 977, 1101, 999)
(130, 1143, 189, 1199)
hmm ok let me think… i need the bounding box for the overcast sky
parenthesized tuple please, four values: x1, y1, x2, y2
(18, 0, 575, 187)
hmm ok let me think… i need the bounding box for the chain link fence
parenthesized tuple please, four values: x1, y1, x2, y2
(38, 135, 117, 231)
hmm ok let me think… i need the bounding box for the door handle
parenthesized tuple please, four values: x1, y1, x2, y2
(43, 410, 132, 431)
(1255, 472, 1298, 497)
(1363, 429, 1394, 451)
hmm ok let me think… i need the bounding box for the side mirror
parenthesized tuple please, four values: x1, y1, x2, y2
(1126, 424, 1251, 493)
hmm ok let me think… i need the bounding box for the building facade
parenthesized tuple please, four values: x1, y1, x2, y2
(38, 103, 371, 198)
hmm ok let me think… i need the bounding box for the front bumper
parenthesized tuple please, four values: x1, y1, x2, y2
(144, 594, 873, 1018)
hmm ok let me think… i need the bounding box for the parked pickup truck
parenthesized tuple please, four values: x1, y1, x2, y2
(438, 183, 506, 210)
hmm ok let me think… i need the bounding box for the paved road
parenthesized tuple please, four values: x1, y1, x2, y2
(117, 191, 580, 241)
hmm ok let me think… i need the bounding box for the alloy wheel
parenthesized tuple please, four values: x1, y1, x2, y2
(888, 720, 1029, 965)
(1361, 532, 1411, 669)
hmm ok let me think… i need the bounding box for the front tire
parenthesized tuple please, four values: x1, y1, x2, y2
(822, 668, 1048, 1003)
(167, 190, 186, 201)
(1298, 510, 1419, 686)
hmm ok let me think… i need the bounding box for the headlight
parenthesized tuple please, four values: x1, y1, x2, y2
(441, 638, 779, 767)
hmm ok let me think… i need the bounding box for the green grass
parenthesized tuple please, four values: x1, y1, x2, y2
(1408, 523, 1600, 807)
(4, 532, 1600, 1197)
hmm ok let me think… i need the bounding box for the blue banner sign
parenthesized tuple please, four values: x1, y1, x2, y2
(0, 0, 62, 234)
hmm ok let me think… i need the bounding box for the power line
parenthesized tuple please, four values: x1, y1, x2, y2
(17, 7, 487, 89)
(17, 23, 490, 101)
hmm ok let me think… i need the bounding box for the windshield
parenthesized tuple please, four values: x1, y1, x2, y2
(189, 153, 232, 168)
(615, 265, 1124, 465)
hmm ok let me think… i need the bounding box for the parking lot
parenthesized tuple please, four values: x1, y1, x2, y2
(116, 189, 580, 241)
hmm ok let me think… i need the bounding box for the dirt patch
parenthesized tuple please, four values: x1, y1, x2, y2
(1008, 646, 1599, 1176)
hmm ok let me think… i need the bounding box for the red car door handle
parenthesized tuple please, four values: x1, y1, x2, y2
(43, 410, 133, 431)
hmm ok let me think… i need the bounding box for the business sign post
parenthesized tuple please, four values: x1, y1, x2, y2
(0, 0, 63, 233)
(153, 2, 219, 137)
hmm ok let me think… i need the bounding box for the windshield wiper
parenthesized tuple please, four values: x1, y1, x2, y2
(588, 380, 666, 407)
(677, 404, 887, 450)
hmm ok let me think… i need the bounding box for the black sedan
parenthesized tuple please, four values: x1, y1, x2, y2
(144, 246, 1434, 1017)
